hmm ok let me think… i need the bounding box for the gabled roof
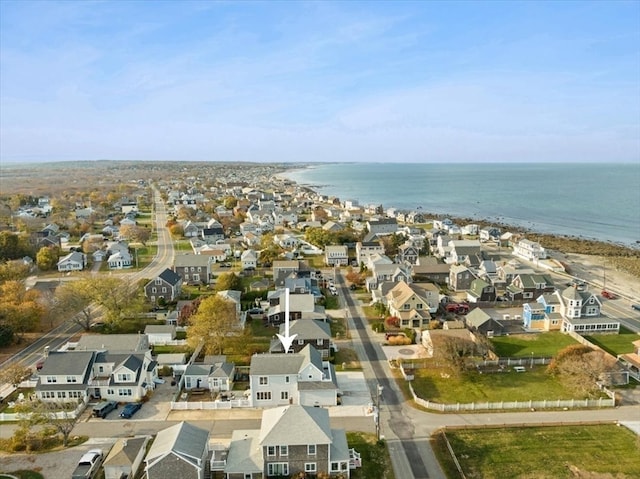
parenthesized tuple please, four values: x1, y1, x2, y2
(104, 436, 150, 468)
(173, 254, 211, 267)
(146, 422, 209, 465)
(259, 405, 332, 446)
(157, 268, 181, 286)
(278, 319, 330, 341)
(224, 430, 263, 474)
(38, 351, 95, 377)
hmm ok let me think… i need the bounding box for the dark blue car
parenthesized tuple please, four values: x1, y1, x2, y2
(119, 402, 142, 418)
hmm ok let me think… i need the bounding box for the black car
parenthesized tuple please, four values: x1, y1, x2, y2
(632, 304, 640, 312)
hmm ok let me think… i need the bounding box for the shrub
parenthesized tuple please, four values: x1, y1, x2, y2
(384, 316, 400, 329)
(388, 335, 412, 346)
(372, 322, 384, 333)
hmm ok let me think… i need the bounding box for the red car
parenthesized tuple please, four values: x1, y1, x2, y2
(601, 290, 617, 299)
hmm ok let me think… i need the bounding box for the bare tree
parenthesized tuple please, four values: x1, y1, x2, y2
(0, 363, 32, 388)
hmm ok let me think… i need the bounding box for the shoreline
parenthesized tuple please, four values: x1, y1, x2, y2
(277, 166, 640, 253)
(277, 166, 640, 281)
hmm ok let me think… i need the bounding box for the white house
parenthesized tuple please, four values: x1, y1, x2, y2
(57, 251, 86, 272)
(249, 345, 338, 408)
(513, 238, 547, 262)
(241, 249, 258, 270)
(324, 245, 348, 266)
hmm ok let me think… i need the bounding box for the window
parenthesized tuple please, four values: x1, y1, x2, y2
(317, 339, 323, 345)
(267, 446, 276, 456)
(107, 389, 114, 395)
(308, 444, 316, 455)
(279, 445, 288, 456)
(46, 376, 57, 383)
(305, 463, 317, 473)
(256, 391, 271, 401)
(162, 287, 167, 293)
(117, 373, 131, 382)
(416, 303, 423, 310)
(259, 376, 268, 385)
(285, 376, 290, 383)
(118, 388, 132, 396)
(66, 376, 77, 383)
(98, 366, 104, 373)
(403, 304, 410, 310)
(298, 339, 304, 345)
(331, 462, 340, 472)
(155, 279, 162, 285)
(57, 391, 66, 398)
(152, 287, 157, 293)
(281, 391, 289, 400)
(267, 463, 288, 476)
(184, 274, 189, 280)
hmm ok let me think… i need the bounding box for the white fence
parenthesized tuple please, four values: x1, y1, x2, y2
(171, 399, 252, 410)
(408, 382, 615, 412)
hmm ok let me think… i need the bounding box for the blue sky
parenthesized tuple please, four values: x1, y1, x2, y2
(1, 0, 639, 163)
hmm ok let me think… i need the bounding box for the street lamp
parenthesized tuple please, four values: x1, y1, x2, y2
(530, 352, 534, 369)
(375, 384, 384, 441)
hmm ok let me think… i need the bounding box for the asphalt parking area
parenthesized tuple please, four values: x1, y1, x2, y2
(335, 371, 371, 406)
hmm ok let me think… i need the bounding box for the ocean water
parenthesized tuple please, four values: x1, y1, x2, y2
(282, 163, 640, 247)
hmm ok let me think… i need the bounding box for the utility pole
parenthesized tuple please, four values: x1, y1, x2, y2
(376, 384, 384, 441)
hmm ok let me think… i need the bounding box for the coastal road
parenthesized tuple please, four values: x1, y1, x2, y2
(337, 272, 443, 479)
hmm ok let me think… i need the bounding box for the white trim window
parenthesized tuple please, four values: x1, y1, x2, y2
(308, 444, 316, 455)
(256, 391, 271, 401)
(267, 463, 288, 476)
(305, 463, 317, 473)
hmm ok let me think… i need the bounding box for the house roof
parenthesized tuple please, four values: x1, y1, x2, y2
(146, 421, 209, 465)
(278, 319, 331, 341)
(173, 254, 211, 267)
(224, 430, 263, 474)
(465, 308, 492, 327)
(259, 405, 333, 446)
(38, 351, 94, 377)
(386, 281, 428, 307)
(104, 436, 149, 468)
(144, 325, 175, 335)
(157, 268, 182, 286)
(57, 251, 84, 265)
(250, 353, 305, 375)
(75, 333, 149, 353)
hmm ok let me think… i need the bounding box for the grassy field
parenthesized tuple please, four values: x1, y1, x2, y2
(585, 326, 639, 356)
(490, 332, 578, 357)
(333, 348, 361, 370)
(435, 424, 640, 479)
(347, 433, 395, 479)
(411, 364, 589, 403)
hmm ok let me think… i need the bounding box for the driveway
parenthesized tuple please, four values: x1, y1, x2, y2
(0, 438, 116, 479)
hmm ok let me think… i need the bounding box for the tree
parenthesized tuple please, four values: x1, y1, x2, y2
(0, 232, 31, 261)
(0, 260, 31, 283)
(119, 224, 150, 245)
(28, 400, 78, 447)
(52, 280, 95, 330)
(187, 295, 239, 355)
(73, 277, 144, 325)
(0, 280, 43, 341)
(0, 363, 32, 388)
(435, 336, 476, 374)
(36, 246, 59, 271)
(169, 223, 184, 238)
(305, 227, 333, 248)
(547, 344, 617, 397)
(215, 272, 241, 292)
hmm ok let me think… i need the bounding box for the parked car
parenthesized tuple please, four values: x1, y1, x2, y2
(632, 304, 640, 312)
(119, 402, 142, 419)
(247, 308, 263, 315)
(601, 290, 617, 299)
(92, 400, 118, 418)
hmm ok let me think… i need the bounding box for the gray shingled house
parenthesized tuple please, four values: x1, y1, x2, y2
(145, 422, 210, 479)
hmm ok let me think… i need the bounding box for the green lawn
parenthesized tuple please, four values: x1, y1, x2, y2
(411, 365, 589, 403)
(490, 332, 578, 357)
(173, 240, 193, 251)
(435, 424, 640, 479)
(333, 348, 361, 370)
(585, 326, 639, 356)
(347, 433, 395, 479)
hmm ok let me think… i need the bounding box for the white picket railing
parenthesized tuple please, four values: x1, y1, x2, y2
(170, 398, 252, 410)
